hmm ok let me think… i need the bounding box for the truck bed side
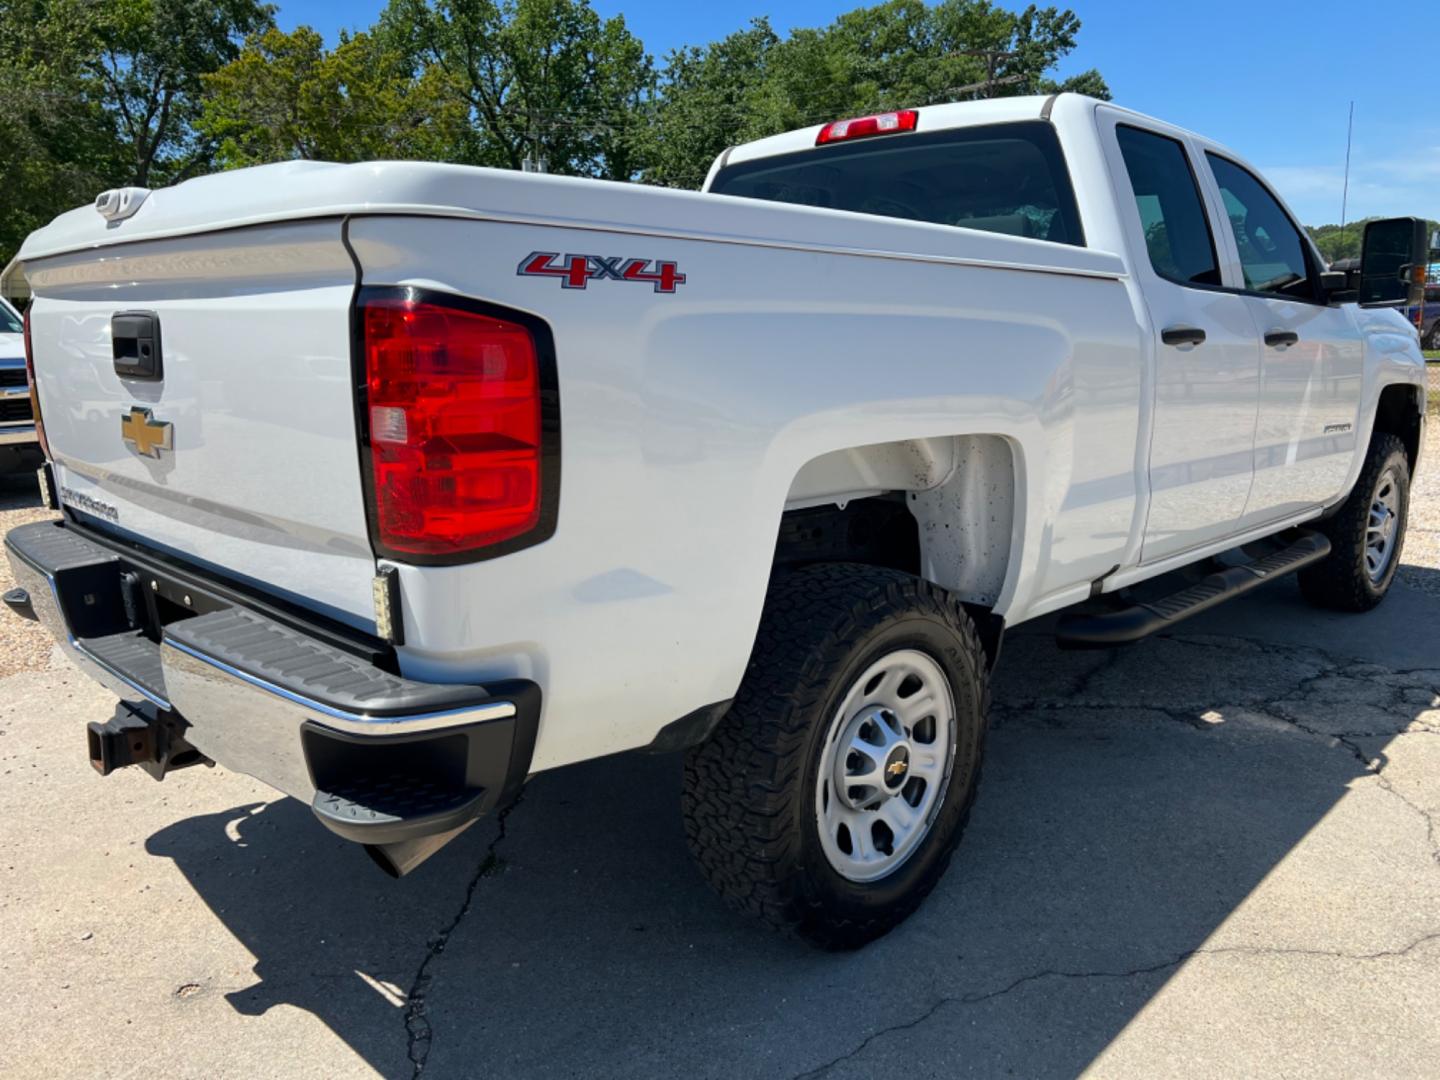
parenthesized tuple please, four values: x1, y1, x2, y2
(345, 212, 1143, 771)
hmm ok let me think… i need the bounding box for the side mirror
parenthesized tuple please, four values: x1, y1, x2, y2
(1358, 217, 1427, 307)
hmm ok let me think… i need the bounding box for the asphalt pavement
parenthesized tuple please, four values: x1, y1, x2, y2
(1, 467, 1438, 1079)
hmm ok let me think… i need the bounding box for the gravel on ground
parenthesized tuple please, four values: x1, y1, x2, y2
(0, 471, 59, 678)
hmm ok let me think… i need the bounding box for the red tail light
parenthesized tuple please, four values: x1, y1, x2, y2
(22, 305, 51, 458)
(359, 290, 557, 561)
(816, 109, 919, 146)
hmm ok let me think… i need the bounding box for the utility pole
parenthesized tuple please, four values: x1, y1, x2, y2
(521, 106, 547, 174)
(942, 49, 1024, 100)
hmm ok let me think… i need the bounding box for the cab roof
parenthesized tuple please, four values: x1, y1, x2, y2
(716, 93, 1227, 172)
(722, 95, 1071, 170)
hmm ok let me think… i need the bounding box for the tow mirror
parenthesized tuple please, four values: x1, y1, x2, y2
(1358, 217, 1427, 307)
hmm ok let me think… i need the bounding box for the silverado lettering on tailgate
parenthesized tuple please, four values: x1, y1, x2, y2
(517, 251, 688, 293)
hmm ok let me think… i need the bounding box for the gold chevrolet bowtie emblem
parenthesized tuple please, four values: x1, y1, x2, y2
(886, 759, 907, 778)
(120, 406, 173, 459)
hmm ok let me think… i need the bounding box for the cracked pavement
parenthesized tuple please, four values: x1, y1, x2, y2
(3, 469, 1440, 1077)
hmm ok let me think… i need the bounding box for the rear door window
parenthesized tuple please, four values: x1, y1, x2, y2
(710, 121, 1084, 246)
(1114, 125, 1220, 287)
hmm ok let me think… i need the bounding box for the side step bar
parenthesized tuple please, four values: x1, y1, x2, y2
(1055, 531, 1331, 649)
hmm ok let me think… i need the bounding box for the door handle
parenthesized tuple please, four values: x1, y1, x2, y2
(1160, 325, 1207, 347)
(1264, 330, 1299, 348)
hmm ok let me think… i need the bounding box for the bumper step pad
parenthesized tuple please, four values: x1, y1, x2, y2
(81, 630, 168, 704)
(300, 713, 533, 847)
(166, 606, 494, 717)
(313, 775, 487, 846)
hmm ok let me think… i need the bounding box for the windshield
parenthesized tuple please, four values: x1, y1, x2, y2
(710, 120, 1084, 246)
(0, 302, 20, 336)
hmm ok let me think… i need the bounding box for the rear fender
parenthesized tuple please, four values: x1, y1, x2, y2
(782, 433, 1018, 608)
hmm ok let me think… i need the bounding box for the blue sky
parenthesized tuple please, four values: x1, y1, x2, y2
(277, 0, 1439, 226)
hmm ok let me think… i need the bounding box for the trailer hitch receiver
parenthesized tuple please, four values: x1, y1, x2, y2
(87, 701, 211, 780)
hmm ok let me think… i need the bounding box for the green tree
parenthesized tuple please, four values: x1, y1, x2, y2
(0, 0, 116, 268)
(65, 0, 275, 185)
(198, 26, 469, 166)
(381, 0, 653, 178)
(197, 26, 330, 165)
(1307, 218, 1440, 265)
(1308, 221, 1367, 263)
(639, 0, 1108, 190)
(1038, 66, 1108, 98)
(1, 0, 1111, 272)
(0, 0, 271, 268)
(637, 20, 778, 189)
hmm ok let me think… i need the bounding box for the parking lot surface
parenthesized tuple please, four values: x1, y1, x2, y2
(2, 433, 1438, 1078)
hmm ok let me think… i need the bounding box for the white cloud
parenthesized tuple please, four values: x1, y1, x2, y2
(1261, 145, 1440, 226)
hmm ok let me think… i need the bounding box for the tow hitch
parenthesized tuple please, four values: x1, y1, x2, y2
(87, 701, 211, 780)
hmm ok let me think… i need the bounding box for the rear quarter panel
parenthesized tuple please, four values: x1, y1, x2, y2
(349, 213, 1144, 771)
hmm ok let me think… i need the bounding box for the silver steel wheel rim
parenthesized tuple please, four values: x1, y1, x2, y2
(815, 648, 957, 883)
(1365, 467, 1401, 583)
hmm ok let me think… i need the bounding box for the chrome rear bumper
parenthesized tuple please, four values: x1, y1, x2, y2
(4, 519, 539, 850)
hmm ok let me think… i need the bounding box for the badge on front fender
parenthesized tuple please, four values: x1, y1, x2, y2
(517, 251, 688, 294)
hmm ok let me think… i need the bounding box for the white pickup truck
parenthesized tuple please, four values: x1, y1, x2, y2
(3, 94, 1428, 948)
(0, 296, 41, 472)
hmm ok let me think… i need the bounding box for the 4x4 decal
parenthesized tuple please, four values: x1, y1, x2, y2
(517, 251, 688, 294)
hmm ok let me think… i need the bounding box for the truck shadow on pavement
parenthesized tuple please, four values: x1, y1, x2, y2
(143, 573, 1440, 1079)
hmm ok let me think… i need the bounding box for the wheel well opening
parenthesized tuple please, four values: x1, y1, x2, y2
(775, 434, 1017, 668)
(1374, 384, 1423, 473)
(771, 496, 1007, 670)
(777, 434, 1017, 603)
(775, 494, 920, 578)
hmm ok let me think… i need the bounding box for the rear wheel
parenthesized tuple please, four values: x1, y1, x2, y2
(682, 564, 989, 950)
(1299, 432, 1410, 611)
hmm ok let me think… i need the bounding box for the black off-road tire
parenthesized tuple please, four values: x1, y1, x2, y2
(681, 563, 989, 950)
(1299, 432, 1410, 612)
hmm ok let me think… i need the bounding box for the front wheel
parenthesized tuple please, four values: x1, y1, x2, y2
(1299, 432, 1410, 611)
(681, 564, 989, 950)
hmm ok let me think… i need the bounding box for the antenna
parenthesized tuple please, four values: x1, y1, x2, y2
(1339, 101, 1354, 251)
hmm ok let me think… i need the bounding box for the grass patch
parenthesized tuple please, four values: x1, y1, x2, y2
(1426, 350, 1440, 362)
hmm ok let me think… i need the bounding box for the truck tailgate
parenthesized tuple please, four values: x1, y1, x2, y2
(23, 220, 376, 628)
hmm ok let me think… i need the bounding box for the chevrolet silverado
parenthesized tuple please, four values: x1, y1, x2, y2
(2, 94, 1428, 948)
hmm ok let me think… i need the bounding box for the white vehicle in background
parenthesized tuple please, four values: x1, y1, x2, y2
(2, 94, 1428, 948)
(0, 296, 41, 473)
